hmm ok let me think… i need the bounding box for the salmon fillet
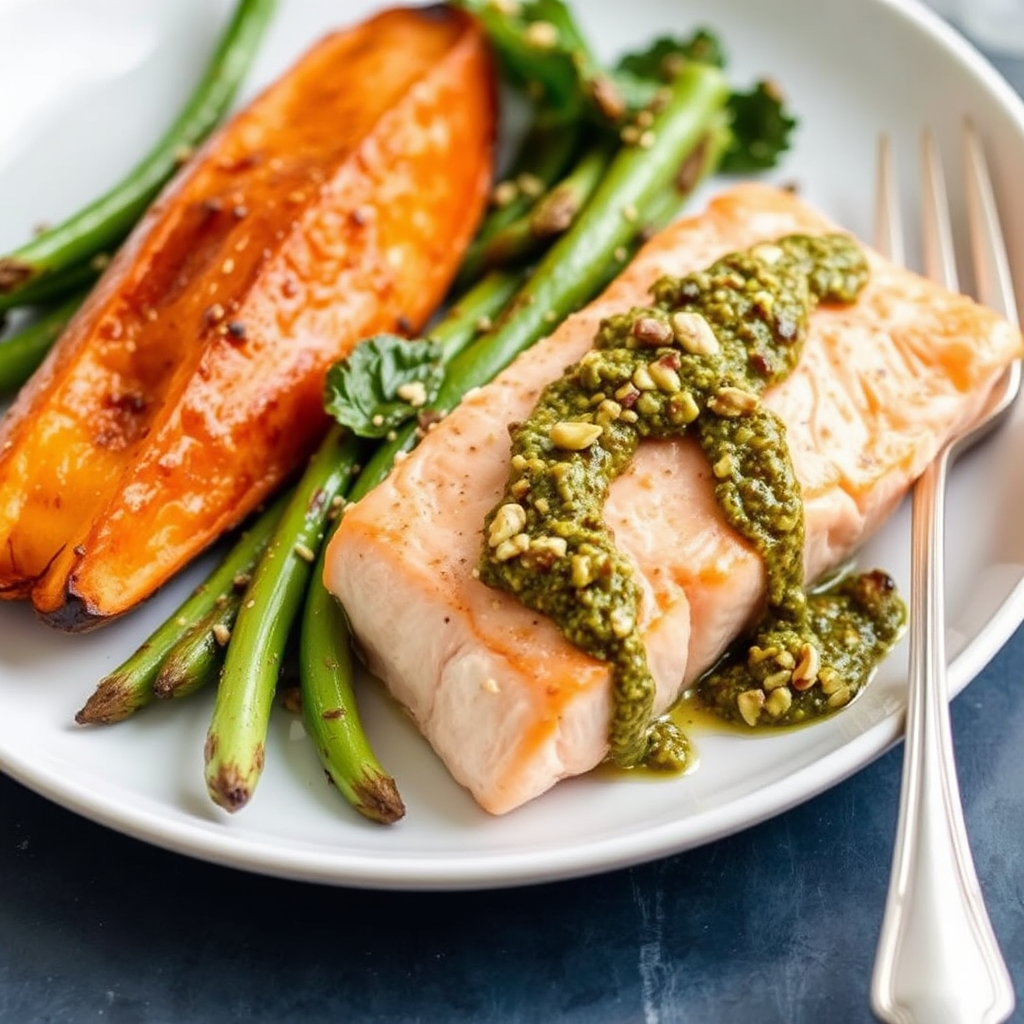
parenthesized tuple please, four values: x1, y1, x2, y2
(324, 182, 1022, 815)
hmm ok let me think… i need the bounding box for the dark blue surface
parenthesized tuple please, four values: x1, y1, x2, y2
(3, 30, 1024, 1024)
(1, 625, 1023, 1023)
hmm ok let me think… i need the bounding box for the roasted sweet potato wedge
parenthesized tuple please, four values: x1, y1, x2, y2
(0, 5, 496, 629)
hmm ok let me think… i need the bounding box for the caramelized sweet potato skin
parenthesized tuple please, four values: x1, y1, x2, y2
(0, 5, 496, 628)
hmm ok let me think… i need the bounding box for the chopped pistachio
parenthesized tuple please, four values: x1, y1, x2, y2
(631, 364, 656, 390)
(818, 666, 843, 695)
(765, 686, 793, 717)
(737, 689, 765, 727)
(667, 392, 700, 425)
(670, 310, 720, 355)
(762, 669, 792, 691)
(549, 421, 603, 450)
(488, 503, 527, 547)
(595, 399, 623, 425)
(707, 386, 760, 417)
(636, 392, 660, 418)
(712, 453, 734, 479)
(530, 535, 568, 559)
(827, 685, 852, 708)
(648, 361, 682, 393)
(609, 606, 634, 639)
(791, 643, 821, 690)
(396, 380, 428, 407)
(631, 315, 673, 347)
(516, 172, 544, 197)
(491, 180, 518, 207)
(494, 533, 530, 562)
(571, 554, 595, 588)
(523, 20, 559, 49)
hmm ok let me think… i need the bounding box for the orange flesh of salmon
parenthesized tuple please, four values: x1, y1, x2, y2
(324, 183, 1023, 815)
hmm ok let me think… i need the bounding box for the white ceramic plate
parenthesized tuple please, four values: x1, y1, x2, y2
(1, 0, 1023, 891)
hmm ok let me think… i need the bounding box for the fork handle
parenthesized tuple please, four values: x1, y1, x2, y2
(870, 450, 1015, 1024)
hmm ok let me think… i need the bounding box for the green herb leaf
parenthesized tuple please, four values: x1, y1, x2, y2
(448, 0, 617, 126)
(323, 334, 444, 438)
(615, 30, 724, 81)
(612, 33, 796, 174)
(719, 81, 797, 173)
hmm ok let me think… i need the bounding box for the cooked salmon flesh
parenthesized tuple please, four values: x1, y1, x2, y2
(324, 183, 1022, 815)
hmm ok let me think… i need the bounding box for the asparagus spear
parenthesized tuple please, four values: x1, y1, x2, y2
(151, 592, 243, 702)
(300, 556, 405, 824)
(0, 293, 85, 395)
(433, 62, 729, 410)
(203, 272, 522, 813)
(204, 427, 363, 811)
(461, 121, 583, 261)
(0, 0, 276, 300)
(75, 491, 289, 724)
(0, 260, 99, 316)
(454, 135, 615, 289)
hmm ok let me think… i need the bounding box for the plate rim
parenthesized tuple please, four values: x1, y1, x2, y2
(1, 0, 1024, 891)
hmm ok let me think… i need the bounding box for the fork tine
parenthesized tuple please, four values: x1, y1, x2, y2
(920, 129, 959, 291)
(874, 134, 904, 264)
(963, 120, 1020, 328)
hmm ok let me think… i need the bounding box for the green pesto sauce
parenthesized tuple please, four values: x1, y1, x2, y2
(478, 233, 906, 770)
(696, 568, 905, 727)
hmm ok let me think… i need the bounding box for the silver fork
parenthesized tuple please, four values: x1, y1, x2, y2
(870, 125, 1020, 1024)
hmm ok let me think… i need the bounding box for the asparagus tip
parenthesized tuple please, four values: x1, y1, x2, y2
(204, 744, 263, 813)
(152, 664, 191, 700)
(74, 676, 147, 725)
(151, 677, 174, 700)
(530, 186, 579, 237)
(347, 769, 406, 825)
(0, 257, 35, 295)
